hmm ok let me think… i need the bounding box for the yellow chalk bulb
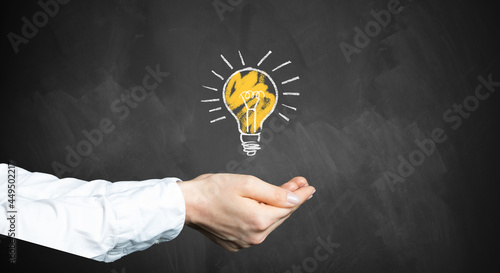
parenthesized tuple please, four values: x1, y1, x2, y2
(223, 68, 278, 156)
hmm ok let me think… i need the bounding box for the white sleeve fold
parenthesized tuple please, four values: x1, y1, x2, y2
(0, 163, 186, 263)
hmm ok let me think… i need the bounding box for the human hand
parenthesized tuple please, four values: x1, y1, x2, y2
(177, 174, 315, 252)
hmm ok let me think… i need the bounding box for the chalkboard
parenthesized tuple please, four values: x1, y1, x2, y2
(1, 0, 499, 272)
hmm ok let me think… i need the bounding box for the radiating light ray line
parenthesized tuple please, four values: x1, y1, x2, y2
(257, 51, 272, 66)
(211, 70, 224, 81)
(209, 107, 222, 112)
(238, 50, 245, 66)
(210, 116, 226, 123)
(201, 98, 220, 102)
(272, 61, 291, 72)
(282, 92, 300, 96)
(281, 76, 300, 85)
(282, 103, 297, 111)
(220, 54, 233, 70)
(278, 112, 290, 122)
(202, 85, 218, 91)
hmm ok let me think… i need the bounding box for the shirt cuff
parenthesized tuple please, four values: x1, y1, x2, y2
(97, 177, 186, 262)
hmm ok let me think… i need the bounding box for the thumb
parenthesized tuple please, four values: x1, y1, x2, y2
(279, 176, 309, 192)
(239, 176, 304, 208)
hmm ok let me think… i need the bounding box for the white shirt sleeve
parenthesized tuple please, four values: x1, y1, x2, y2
(0, 163, 186, 263)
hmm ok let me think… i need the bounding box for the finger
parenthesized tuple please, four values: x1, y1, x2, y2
(263, 212, 293, 237)
(280, 176, 309, 192)
(206, 234, 242, 252)
(290, 185, 316, 204)
(262, 186, 316, 235)
(262, 185, 316, 220)
(191, 223, 252, 250)
(240, 176, 304, 208)
(290, 176, 309, 188)
(190, 222, 234, 244)
(194, 226, 244, 252)
(222, 241, 244, 252)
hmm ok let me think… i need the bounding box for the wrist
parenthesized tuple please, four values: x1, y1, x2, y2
(177, 180, 197, 226)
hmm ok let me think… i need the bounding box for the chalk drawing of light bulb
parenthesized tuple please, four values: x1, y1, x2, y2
(201, 50, 300, 156)
(223, 68, 278, 156)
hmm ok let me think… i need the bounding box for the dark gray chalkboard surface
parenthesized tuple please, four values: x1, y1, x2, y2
(1, 0, 499, 272)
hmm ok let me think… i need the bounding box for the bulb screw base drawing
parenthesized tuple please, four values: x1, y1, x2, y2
(240, 133, 261, 156)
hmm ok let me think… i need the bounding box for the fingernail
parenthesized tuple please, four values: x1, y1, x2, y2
(307, 190, 316, 200)
(287, 193, 300, 204)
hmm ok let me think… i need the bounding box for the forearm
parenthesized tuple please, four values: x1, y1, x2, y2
(0, 163, 185, 262)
